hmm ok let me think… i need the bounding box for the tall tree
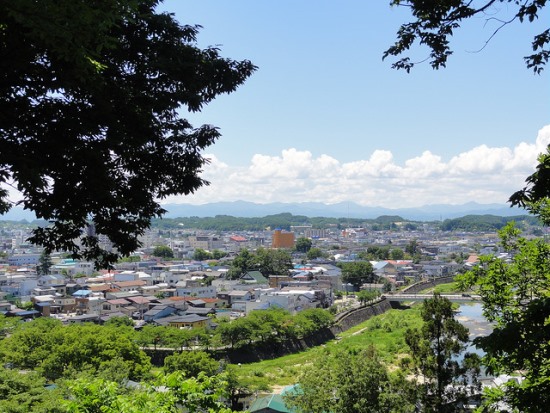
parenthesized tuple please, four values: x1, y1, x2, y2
(390, 247, 405, 260)
(217, 317, 253, 348)
(340, 261, 376, 290)
(227, 249, 255, 280)
(254, 247, 293, 276)
(193, 248, 212, 261)
(0, 319, 150, 382)
(37, 250, 52, 275)
(63, 373, 239, 413)
(0, 367, 64, 413)
(457, 223, 550, 412)
(152, 245, 174, 259)
(306, 247, 325, 260)
(295, 237, 313, 253)
(163, 351, 219, 378)
(405, 293, 481, 412)
(405, 239, 419, 256)
(0, 0, 255, 268)
(510, 146, 550, 225)
(285, 347, 415, 413)
(385, 0, 549, 73)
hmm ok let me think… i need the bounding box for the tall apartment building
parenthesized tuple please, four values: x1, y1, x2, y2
(272, 229, 295, 249)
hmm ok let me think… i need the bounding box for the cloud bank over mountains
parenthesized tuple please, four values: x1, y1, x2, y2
(163, 124, 550, 208)
(2, 125, 548, 220)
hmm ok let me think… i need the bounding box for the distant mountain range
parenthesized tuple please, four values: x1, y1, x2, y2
(0, 201, 525, 223)
(160, 201, 524, 221)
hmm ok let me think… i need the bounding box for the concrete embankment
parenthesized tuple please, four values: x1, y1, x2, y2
(330, 298, 392, 334)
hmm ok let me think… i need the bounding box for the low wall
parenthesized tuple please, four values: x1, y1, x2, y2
(330, 298, 392, 334)
(146, 298, 397, 365)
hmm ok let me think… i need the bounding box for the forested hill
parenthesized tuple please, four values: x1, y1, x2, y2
(440, 215, 540, 232)
(0, 213, 538, 233)
(149, 213, 538, 232)
(151, 213, 393, 231)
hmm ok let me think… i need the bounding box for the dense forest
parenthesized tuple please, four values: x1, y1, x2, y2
(150, 213, 413, 232)
(440, 214, 540, 232)
(149, 213, 538, 232)
(0, 213, 540, 233)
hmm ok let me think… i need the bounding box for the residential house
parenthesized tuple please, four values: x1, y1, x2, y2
(240, 271, 269, 285)
(140, 283, 167, 296)
(5, 308, 40, 320)
(156, 296, 188, 312)
(1, 274, 38, 298)
(73, 289, 95, 314)
(113, 271, 140, 282)
(228, 235, 248, 252)
(160, 269, 190, 286)
(38, 274, 66, 287)
(8, 254, 41, 266)
(126, 295, 155, 317)
(0, 301, 12, 314)
(86, 296, 105, 314)
(153, 314, 212, 329)
(72, 261, 95, 277)
(184, 306, 215, 317)
(420, 260, 452, 278)
(212, 278, 239, 294)
(112, 280, 147, 293)
(188, 297, 221, 309)
(372, 261, 397, 277)
(86, 283, 112, 297)
(247, 290, 317, 314)
(66, 313, 101, 324)
(102, 298, 131, 313)
(33, 294, 76, 315)
(268, 275, 293, 289)
(175, 279, 216, 298)
(228, 289, 254, 306)
(143, 305, 177, 322)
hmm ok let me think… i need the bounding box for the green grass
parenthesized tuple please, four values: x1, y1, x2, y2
(418, 281, 468, 294)
(232, 306, 424, 390)
(430, 281, 479, 295)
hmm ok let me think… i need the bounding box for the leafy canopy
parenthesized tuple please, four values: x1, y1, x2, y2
(0, 0, 255, 268)
(385, 0, 549, 73)
(284, 347, 416, 413)
(510, 145, 550, 225)
(152, 245, 174, 259)
(340, 261, 377, 290)
(63, 373, 238, 413)
(405, 293, 481, 412)
(457, 223, 550, 412)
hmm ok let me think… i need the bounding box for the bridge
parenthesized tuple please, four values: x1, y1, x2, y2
(383, 293, 481, 303)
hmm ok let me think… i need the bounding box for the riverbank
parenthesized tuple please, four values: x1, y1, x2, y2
(233, 279, 477, 391)
(233, 305, 424, 392)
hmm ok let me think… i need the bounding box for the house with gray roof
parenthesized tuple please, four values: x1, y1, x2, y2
(143, 305, 177, 322)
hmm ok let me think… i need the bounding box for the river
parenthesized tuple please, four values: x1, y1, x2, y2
(456, 302, 496, 379)
(456, 302, 493, 341)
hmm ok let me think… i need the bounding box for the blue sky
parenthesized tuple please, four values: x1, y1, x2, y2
(157, 1, 549, 208)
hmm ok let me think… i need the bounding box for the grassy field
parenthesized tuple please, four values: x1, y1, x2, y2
(232, 306, 423, 391)
(419, 280, 477, 295)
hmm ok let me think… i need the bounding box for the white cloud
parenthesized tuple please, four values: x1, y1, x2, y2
(162, 125, 550, 208)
